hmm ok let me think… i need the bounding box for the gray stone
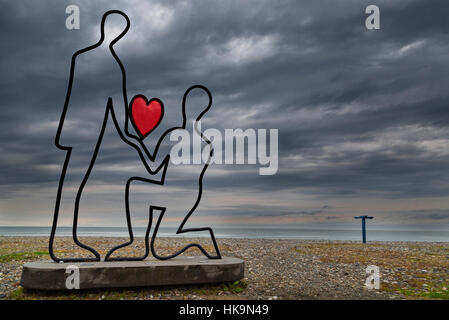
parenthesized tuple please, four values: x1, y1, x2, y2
(20, 256, 244, 290)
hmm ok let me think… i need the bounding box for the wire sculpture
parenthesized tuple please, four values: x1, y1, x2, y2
(49, 10, 221, 263)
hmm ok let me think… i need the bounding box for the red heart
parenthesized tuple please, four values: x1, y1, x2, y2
(130, 95, 164, 139)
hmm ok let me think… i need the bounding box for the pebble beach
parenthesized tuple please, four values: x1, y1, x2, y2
(0, 237, 447, 300)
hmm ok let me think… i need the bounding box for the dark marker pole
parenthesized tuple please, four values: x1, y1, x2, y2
(354, 216, 374, 243)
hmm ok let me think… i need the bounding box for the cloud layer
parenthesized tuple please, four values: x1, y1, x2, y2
(1, 0, 449, 228)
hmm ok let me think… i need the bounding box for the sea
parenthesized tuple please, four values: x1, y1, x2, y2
(0, 224, 448, 242)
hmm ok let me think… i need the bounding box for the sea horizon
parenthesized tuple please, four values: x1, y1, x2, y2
(0, 224, 448, 242)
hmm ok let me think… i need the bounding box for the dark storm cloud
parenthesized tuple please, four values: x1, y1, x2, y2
(385, 209, 449, 221)
(203, 203, 326, 217)
(2, 0, 449, 224)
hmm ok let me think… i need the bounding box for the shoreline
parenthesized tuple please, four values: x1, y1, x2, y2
(1, 225, 448, 243)
(0, 237, 448, 300)
(1, 235, 448, 243)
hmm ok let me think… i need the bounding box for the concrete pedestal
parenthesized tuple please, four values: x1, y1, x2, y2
(20, 256, 244, 290)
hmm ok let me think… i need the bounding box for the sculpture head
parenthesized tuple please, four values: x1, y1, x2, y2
(100, 10, 130, 45)
(182, 85, 213, 128)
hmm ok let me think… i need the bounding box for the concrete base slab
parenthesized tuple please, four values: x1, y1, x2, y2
(20, 256, 244, 290)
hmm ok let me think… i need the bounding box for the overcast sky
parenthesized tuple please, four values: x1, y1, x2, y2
(1, 0, 449, 230)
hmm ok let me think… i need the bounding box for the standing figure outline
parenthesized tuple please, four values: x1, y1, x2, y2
(49, 10, 221, 263)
